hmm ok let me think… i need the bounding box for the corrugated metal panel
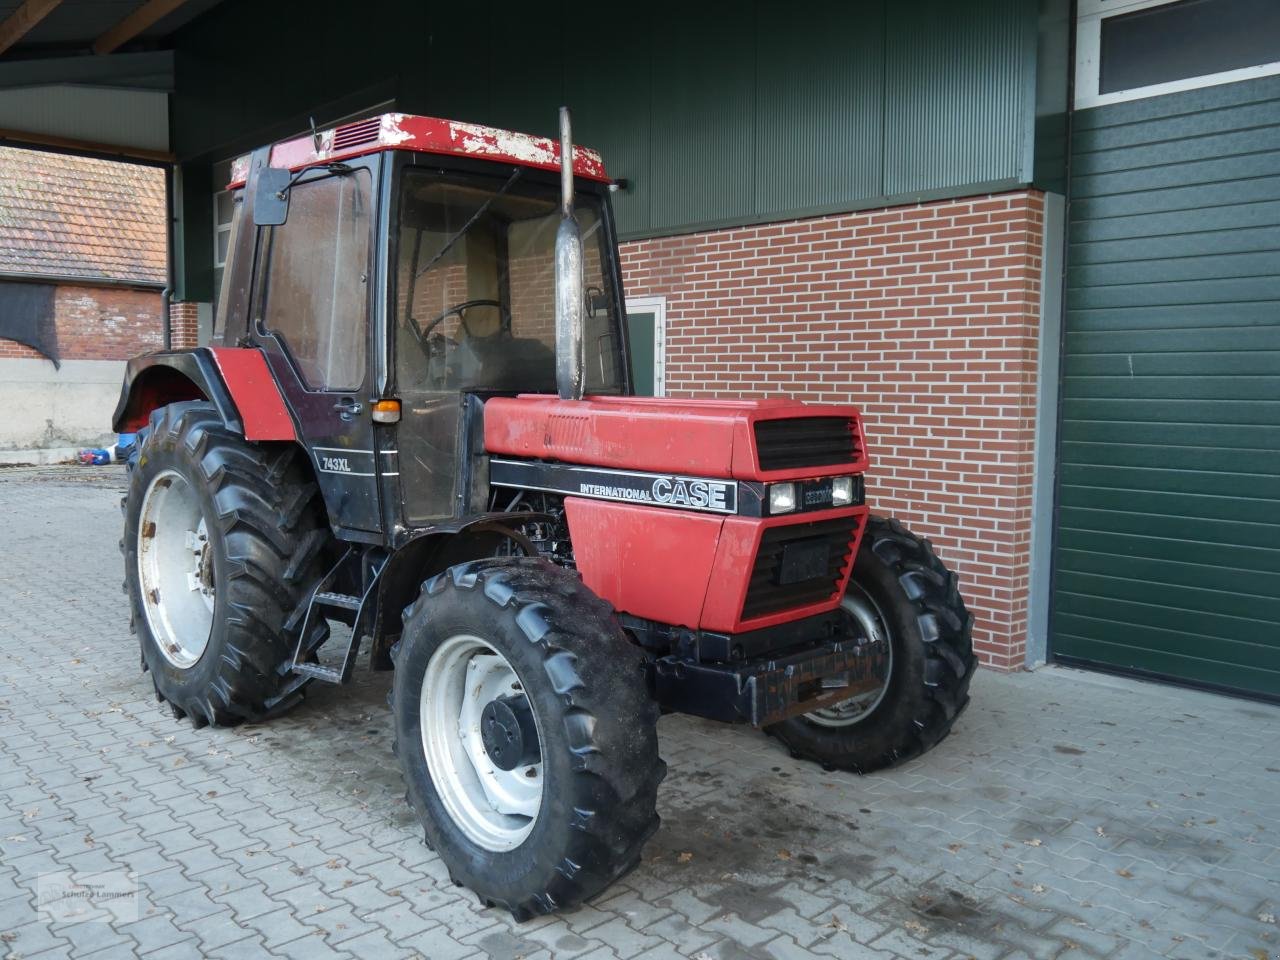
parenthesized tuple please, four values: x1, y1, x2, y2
(484, 14, 564, 142)
(648, 2, 756, 230)
(1053, 74, 1280, 699)
(883, 0, 1032, 195)
(752, 0, 883, 215)
(0, 84, 169, 153)
(564, 22, 653, 236)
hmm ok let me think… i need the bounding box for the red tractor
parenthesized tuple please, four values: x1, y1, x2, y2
(113, 109, 975, 919)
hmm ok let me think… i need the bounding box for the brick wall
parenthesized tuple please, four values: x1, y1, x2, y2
(170, 301, 200, 349)
(619, 190, 1046, 669)
(0, 282, 163, 361)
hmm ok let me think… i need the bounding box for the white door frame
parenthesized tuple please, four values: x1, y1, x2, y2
(625, 295, 667, 397)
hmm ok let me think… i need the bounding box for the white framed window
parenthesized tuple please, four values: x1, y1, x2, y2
(1075, 0, 1280, 109)
(625, 295, 666, 397)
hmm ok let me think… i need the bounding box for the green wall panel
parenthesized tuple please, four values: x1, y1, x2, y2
(169, 0, 1044, 295)
(648, 2, 756, 230)
(1053, 74, 1280, 699)
(883, 0, 1033, 195)
(564, 22, 653, 235)
(752, 0, 883, 215)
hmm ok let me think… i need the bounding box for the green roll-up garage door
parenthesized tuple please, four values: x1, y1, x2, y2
(1053, 75, 1280, 699)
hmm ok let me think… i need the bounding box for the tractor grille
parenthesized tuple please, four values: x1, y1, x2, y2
(741, 516, 859, 621)
(754, 417, 859, 472)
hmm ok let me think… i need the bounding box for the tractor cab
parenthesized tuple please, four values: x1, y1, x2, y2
(214, 115, 628, 537)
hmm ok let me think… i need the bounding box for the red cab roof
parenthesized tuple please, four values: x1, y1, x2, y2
(228, 113, 609, 189)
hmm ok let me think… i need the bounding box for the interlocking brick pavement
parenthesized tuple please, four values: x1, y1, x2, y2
(1, 465, 1277, 959)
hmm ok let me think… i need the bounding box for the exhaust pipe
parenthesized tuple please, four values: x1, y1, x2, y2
(555, 106, 585, 401)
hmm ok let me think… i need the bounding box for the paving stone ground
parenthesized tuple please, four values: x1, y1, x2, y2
(1, 464, 1277, 960)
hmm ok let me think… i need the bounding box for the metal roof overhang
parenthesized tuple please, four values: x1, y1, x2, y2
(0, 0, 224, 161)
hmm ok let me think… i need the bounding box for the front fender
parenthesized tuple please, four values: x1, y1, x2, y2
(367, 514, 547, 669)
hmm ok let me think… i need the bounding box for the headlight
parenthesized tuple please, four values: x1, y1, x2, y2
(768, 482, 797, 514)
(831, 476, 854, 506)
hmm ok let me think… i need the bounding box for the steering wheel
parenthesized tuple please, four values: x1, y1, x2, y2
(416, 298, 512, 342)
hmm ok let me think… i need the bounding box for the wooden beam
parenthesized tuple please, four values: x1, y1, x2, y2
(93, 0, 190, 56)
(0, 126, 173, 164)
(0, 0, 63, 57)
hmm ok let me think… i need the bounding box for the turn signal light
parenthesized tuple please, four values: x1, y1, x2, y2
(372, 399, 401, 424)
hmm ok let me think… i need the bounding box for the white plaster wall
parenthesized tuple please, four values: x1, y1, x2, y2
(0, 358, 125, 461)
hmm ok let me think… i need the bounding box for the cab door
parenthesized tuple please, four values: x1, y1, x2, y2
(252, 161, 383, 535)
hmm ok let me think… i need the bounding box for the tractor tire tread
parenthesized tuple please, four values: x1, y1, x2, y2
(766, 514, 975, 774)
(124, 401, 329, 727)
(394, 557, 663, 921)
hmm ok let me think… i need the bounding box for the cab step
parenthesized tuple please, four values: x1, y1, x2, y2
(291, 662, 346, 684)
(314, 591, 361, 610)
(283, 549, 385, 688)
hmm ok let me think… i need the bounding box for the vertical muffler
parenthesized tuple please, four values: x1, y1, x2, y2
(555, 106, 585, 401)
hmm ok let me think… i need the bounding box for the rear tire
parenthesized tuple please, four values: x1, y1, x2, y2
(765, 515, 975, 773)
(392, 557, 665, 920)
(122, 401, 329, 726)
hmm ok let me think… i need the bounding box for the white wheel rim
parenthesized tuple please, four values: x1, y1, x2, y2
(136, 469, 214, 669)
(805, 584, 894, 728)
(420, 635, 543, 851)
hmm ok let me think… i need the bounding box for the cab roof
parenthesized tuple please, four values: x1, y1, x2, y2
(227, 113, 609, 189)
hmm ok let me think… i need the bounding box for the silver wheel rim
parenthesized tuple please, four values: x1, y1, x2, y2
(136, 469, 214, 669)
(805, 584, 894, 728)
(420, 635, 543, 851)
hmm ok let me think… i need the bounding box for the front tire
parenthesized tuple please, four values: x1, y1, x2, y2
(392, 558, 665, 920)
(122, 401, 329, 726)
(765, 515, 975, 773)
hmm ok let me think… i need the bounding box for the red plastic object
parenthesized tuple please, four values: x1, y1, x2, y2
(565, 498, 724, 629)
(484, 395, 867, 482)
(208, 348, 296, 442)
(564, 497, 867, 633)
(700, 506, 868, 633)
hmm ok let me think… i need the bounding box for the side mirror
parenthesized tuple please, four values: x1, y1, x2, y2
(253, 168, 292, 226)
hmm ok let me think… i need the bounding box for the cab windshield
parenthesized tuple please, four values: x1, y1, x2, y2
(395, 169, 624, 395)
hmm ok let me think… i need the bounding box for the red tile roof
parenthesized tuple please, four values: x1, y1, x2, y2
(0, 146, 166, 285)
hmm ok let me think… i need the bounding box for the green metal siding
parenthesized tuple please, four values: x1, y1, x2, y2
(752, 1, 883, 214)
(1053, 75, 1280, 699)
(648, 3, 757, 230)
(883, 0, 1034, 195)
(169, 0, 1045, 298)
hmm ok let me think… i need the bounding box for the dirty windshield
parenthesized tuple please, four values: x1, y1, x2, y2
(396, 171, 623, 395)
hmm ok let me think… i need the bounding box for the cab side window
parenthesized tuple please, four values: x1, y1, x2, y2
(260, 171, 372, 390)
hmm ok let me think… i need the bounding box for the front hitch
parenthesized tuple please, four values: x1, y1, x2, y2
(649, 614, 891, 727)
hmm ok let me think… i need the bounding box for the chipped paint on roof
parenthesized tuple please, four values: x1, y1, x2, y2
(228, 113, 609, 188)
(380, 113, 415, 146)
(449, 121, 559, 167)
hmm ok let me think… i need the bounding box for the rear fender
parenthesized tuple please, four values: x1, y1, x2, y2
(112, 347, 296, 441)
(367, 515, 544, 670)
(113, 350, 230, 434)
